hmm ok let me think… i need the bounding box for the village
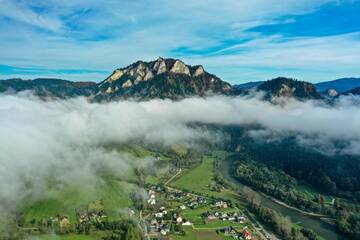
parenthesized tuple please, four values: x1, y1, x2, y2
(142, 184, 254, 240)
(17, 155, 270, 240)
(21, 200, 110, 234)
(19, 183, 255, 240)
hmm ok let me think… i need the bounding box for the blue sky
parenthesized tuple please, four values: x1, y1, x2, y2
(0, 0, 360, 83)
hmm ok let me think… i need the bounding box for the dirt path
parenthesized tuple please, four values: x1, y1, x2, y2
(164, 168, 182, 186)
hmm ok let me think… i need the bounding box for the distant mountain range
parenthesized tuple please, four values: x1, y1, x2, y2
(345, 86, 360, 95)
(1, 58, 359, 101)
(315, 78, 360, 93)
(0, 78, 96, 99)
(233, 81, 264, 90)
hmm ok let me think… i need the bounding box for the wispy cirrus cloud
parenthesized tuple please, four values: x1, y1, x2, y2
(0, 0, 63, 31)
(186, 32, 360, 83)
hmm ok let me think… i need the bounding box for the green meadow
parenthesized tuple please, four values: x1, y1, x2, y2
(20, 179, 135, 225)
(171, 155, 241, 202)
(172, 156, 215, 194)
(28, 232, 108, 240)
(172, 226, 222, 240)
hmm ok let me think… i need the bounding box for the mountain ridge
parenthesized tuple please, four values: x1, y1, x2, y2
(0, 58, 331, 101)
(93, 57, 232, 101)
(257, 77, 323, 100)
(344, 86, 360, 95)
(315, 78, 360, 93)
(0, 78, 96, 99)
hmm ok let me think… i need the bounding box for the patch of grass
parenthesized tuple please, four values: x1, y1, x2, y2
(181, 205, 249, 229)
(195, 219, 246, 229)
(170, 145, 187, 156)
(296, 184, 333, 203)
(171, 157, 215, 194)
(27, 232, 108, 240)
(171, 156, 240, 202)
(145, 175, 161, 185)
(172, 226, 221, 240)
(192, 230, 222, 240)
(211, 150, 230, 159)
(20, 179, 135, 224)
(111, 144, 172, 161)
(100, 180, 135, 220)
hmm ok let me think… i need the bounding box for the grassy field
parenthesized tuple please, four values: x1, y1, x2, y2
(27, 232, 108, 240)
(181, 205, 250, 229)
(20, 179, 136, 224)
(110, 144, 173, 161)
(171, 156, 241, 202)
(171, 156, 215, 194)
(296, 184, 333, 203)
(172, 226, 222, 240)
(19, 145, 174, 225)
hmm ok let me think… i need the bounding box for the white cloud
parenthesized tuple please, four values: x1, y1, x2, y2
(0, 0, 63, 31)
(190, 32, 360, 83)
(1, 93, 360, 215)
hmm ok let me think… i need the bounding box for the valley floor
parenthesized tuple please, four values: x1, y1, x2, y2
(3, 148, 349, 240)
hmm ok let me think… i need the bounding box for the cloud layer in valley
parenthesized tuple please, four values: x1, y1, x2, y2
(1, 93, 360, 215)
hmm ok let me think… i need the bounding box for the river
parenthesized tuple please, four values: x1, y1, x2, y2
(219, 158, 348, 240)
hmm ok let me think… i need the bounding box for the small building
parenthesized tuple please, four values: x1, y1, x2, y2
(182, 220, 192, 226)
(148, 198, 156, 205)
(207, 215, 218, 220)
(176, 216, 183, 224)
(222, 226, 236, 235)
(155, 212, 164, 218)
(128, 208, 135, 217)
(160, 229, 168, 236)
(59, 216, 70, 229)
(149, 219, 159, 233)
(221, 213, 228, 219)
(243, 230, 252, 240)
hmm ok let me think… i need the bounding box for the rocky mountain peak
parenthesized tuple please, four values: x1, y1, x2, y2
(170, 60, 190, 76)
(103, 58, 208, 88)
(95, 57, 233, 101)
(152, 57, 167, 74)
(105, 69, 124, 83)
(193, 66, 205, 77)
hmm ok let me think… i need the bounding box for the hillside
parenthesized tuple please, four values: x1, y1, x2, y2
(0, 60, 331, 102)
(233, 81, 264, 90)
(315, 78, 360, 93)
(257, 77, 323, 100)
(0, 78, 96, 98)
(94, 57, 232, 101)
(344, 86, 360, 95)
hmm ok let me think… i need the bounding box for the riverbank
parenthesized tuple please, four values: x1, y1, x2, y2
(268, 196, 326, 218)
(217, 155, 348, 240)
